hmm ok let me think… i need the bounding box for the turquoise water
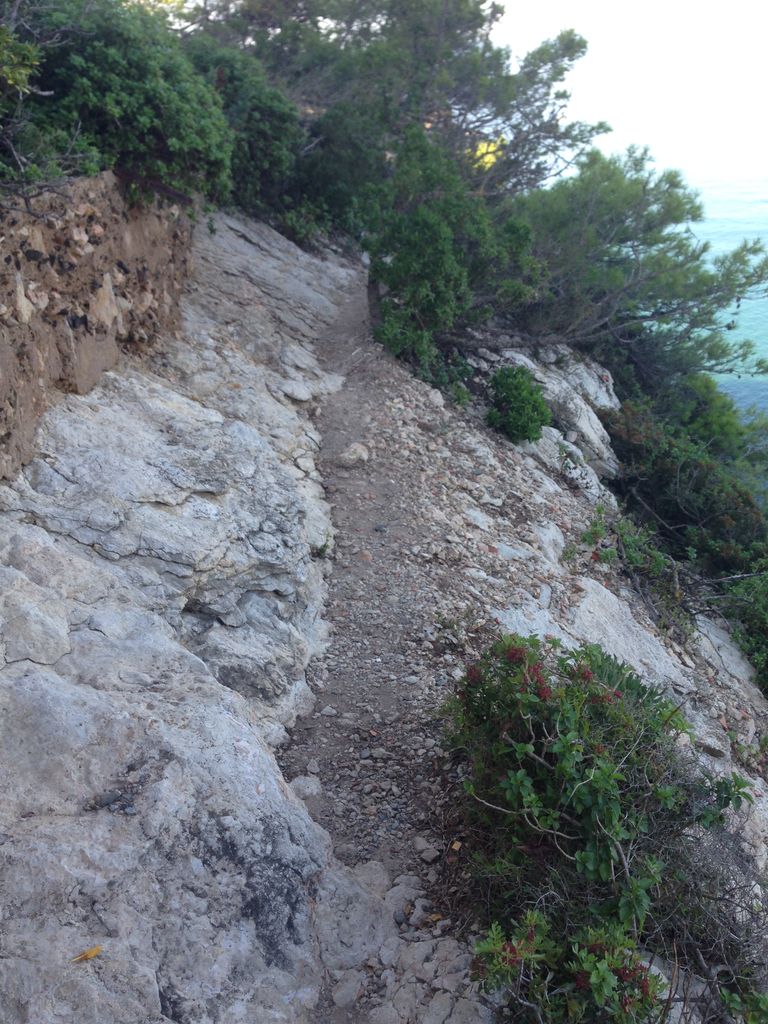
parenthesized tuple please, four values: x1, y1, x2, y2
(693, 179, 768, 409)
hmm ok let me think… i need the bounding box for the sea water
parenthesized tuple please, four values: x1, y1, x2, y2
(693, 179, 768, 410)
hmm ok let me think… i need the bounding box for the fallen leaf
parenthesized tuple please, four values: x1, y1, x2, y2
(71, 946, 103, 964)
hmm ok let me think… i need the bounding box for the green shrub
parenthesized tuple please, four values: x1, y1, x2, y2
(581, 503, 609, 545)
(577, 508, 690, 639)
(24, 0, 232, 199)
(605, 401, 767, 573)
(727, 564, 768, 689)
(364, 128, 536, 381)
(185, 36, 301, 213)
(486, 365, 551, 442)
(0, 26, 38, 92)
(448, 634, 765, 1022)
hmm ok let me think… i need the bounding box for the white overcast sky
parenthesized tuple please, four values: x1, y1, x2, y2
(493, 0, 768, 188)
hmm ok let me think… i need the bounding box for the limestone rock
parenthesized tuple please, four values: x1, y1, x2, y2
(291, 775, 323, 799)
(520, 426, 616, 506)
(696, 616, 756, 686)
(0, 215, 396, 1024)
(500, 345, 620, 477)
(337, 442, 370, 467)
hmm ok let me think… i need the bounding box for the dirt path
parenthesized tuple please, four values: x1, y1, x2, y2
(277, 274, 500, 1023)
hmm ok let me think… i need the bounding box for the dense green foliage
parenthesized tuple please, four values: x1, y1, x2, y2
(216, 1, 604, 199)
(606, 401, 768, 572)
(486, 365, 551, 442)
(365, 129, 536, 376)
(0, 25, 37, 91)
(449, 634, 766, 1021)
(9, 0, 233, 198)
(185, 36, 302, 213)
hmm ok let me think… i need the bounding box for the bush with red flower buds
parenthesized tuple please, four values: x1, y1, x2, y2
(447, 633, 767, 1022)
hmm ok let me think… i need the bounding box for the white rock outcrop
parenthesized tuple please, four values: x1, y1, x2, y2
(0, 217, 398, 1024)
(500, 344, 621, 478)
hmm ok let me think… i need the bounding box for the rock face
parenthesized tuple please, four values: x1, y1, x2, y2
(0, 216, 394, 1023)
(465, 337, 621, 483)
(0, 173, 192, 479)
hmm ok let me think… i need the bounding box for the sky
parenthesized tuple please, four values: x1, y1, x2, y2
(493, 0, 768, 190)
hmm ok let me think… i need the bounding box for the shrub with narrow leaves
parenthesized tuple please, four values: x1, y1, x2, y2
(486, 365, 551, 442)
(448, 634, 766, 1022)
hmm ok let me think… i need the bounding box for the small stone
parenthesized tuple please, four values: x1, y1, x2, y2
(353, 860, 391, 898)
(320, 705, 338, 717)
(368, 1005, 400, 1024)
(337, 442, 370, 467)
(420, 847, 441, 865)
(413, 836, 430, 853)
(423, 991, 455, 1024)
(90, 273, 121, 329)
(378, 936, 401, 968)
(290, 775, 322, 799)
(280, 379, 313, 402)
(92, 790, 122, 809)
(15, 274, 34, 324)
(306, 758, 320, 774)
(695, 736, 728, 759)
(331, 969, 365, 1008)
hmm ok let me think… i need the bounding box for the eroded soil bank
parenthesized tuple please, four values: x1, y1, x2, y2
(0, 173, 191, 478)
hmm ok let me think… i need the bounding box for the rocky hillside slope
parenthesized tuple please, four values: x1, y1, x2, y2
(1, 185, 767, 1024)
(0, 212, 404, 1024)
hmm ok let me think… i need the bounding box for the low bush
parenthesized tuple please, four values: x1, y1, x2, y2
(486, 365, 551, 442)
(578, 507, 689, 639)
(448, 634, 766, 1022)
(605, 401, 767, 573)
(727, 565, 768, 689)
